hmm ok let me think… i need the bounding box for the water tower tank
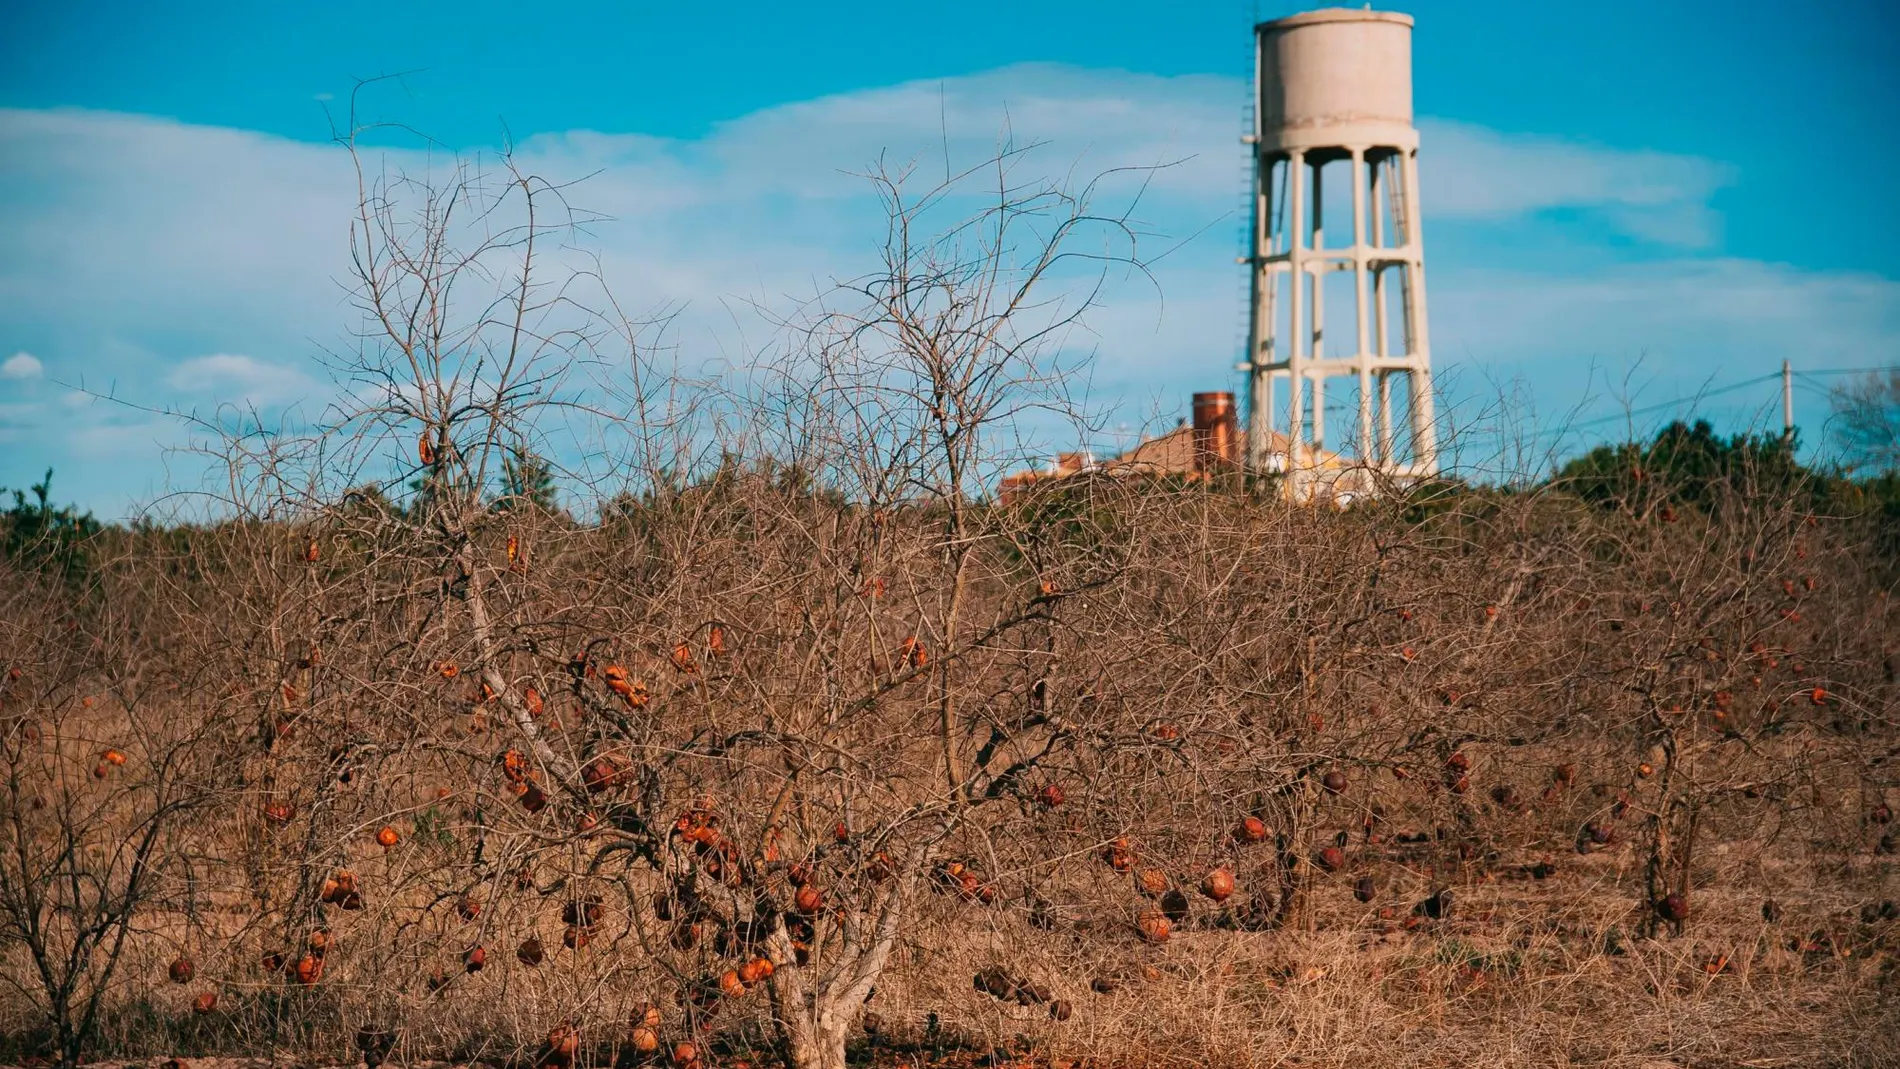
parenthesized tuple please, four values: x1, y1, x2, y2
(1257, 9, 1416, 153)
(1243, 7, 1437, 497)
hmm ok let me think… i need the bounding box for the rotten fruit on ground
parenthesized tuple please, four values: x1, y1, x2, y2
(1136, 908, 1171, 943)
(1200, 867, 1235, 903)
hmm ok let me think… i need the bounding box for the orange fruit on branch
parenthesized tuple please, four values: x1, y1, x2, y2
(293, 954, 324, 985)
(900, 636, 927, 670)
(582, 752, 631, 793)
(517, 937, 545, 967)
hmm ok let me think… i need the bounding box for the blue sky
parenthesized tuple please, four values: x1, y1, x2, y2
(3, 0, 1897, 515)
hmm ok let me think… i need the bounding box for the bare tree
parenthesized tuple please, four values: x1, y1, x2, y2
(1828, 367, 1900, 473)
(0, 534, 243, 1069)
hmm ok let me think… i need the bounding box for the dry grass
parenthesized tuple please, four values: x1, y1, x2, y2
(7, 808, 1895, 1069)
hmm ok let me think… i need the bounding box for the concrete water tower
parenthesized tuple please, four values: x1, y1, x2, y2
(1243, 7, 1437, 495)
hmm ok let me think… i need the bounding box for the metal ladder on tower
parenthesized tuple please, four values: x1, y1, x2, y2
(1234, 25, 1258, 399)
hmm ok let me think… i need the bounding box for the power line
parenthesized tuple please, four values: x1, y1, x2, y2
(1521, 373, 1782, 443)
(1792, 365, 1899, 377)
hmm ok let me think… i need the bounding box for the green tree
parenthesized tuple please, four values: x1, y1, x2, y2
(496, 450, 560, 513)
(0, 469, 100, 581)
(1553, 420, 1810, 513)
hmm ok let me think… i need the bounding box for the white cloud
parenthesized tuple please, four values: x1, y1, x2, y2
(167, 353, 319, 407)
(0, 65, 1893, 514)
(1, 351, 42, 379)
(1420, 120, 1731, 244)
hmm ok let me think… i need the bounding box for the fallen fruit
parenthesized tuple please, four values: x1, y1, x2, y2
(1136, 908, 1171, 943)
(1137, 868, 1169, 896)
(1200, 868, 1236, 903)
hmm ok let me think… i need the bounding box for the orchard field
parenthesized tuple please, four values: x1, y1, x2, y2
(3, 151, 1898, 1069)
(4, 452, 1897, 1069)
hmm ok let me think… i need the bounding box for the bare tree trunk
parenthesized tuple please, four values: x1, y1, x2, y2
(763, 869, 912, 1069)
(763, 931, 853, 1069)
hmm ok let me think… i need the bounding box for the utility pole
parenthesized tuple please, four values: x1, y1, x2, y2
(1782, 359, 1794, 442)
